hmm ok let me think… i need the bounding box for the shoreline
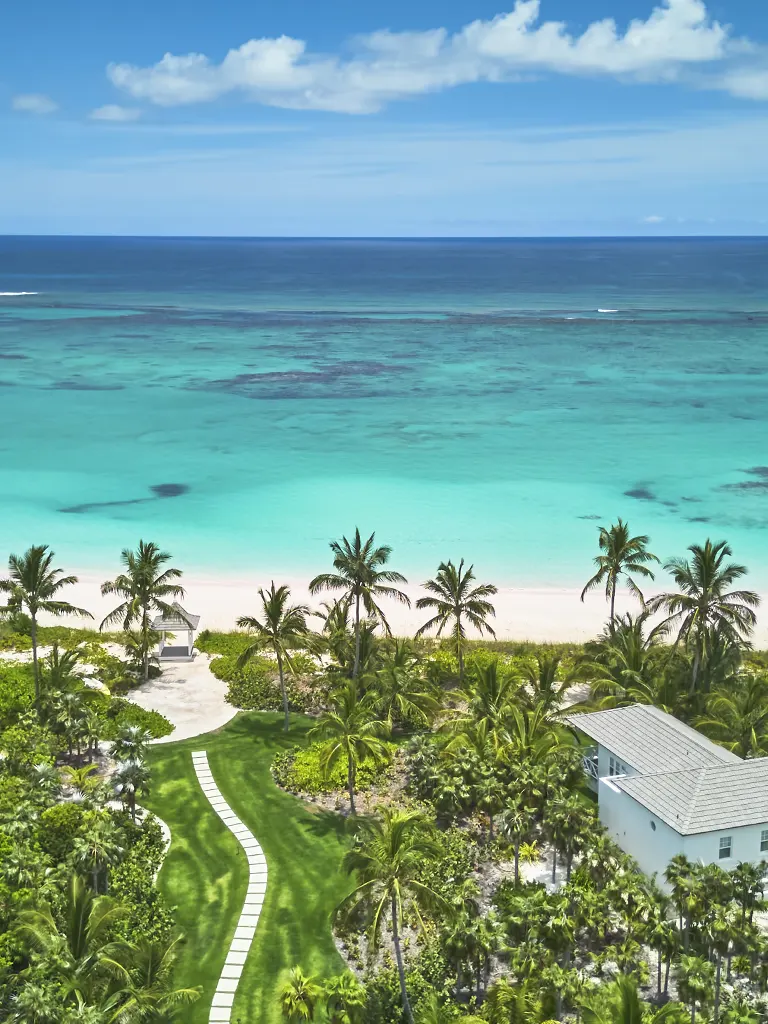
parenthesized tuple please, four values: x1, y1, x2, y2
(55, 571, 768, 645)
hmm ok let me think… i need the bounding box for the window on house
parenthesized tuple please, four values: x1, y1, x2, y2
(719, 836, 732, 860)
(609, 756, 627, 777)
(761, 830, 768, 853)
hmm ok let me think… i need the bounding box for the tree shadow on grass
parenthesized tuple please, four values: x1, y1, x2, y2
(301, 808, 349, 841)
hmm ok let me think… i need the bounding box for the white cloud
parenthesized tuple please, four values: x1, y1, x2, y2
(108, 0, 733, 114)
(717, 66, 768, 100)
(644, 213, 665, 222)
(12, 93, 58, 115)
(89, 104, 141, 122)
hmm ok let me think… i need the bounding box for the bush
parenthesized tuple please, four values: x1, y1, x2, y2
(38, 803, 85, 861)
(0, 663, 35, 727)
(212, 654, 312, 712)
(196, 630, 252, 657)
(99, 698, 173, 740)
(0, 723, 58, 769)
(272, 741, 395, 795)
(110, 813, 174, 945)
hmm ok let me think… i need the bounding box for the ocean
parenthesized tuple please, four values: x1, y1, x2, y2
(1, 236, 767, 594)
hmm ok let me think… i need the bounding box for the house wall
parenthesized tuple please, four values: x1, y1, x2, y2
(596, 743, 641, 779)
(684, 823, 768, 870)
(598, 777, 683, 881)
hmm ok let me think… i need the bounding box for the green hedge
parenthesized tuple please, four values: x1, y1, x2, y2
(271, 740, 395, 795)
(211, 653, 313, 713)
(99, 698, 174, 740)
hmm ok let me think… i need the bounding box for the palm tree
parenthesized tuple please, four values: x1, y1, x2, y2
(369, 651, 439, 729)
(323, 972, 367, 1024)
(499, 803, 534, 884)
(310, 681, 391, 814)
(444, 659, 520, 751)
(696, 674, 768, 758)
(110, 724, 151, 763)
(520, 653, 578, 716)
(237, 582, 313, 732)
(112, 759, 150, 822)
(0, 545, 92, 720)
(280, 966, 322, 1022)
(100, 540, 185, 682)
(337, 809, 448, 1024)
(16, 874, 128, 1006)
(73, 816, 124, 893)
(677, 954, 715, 1024)
(647, 540, 760, 692)
(309, 528, 410, 679)
(580, 519, 659, 626)
(415, 559, 497, 682)
(103, 934, 202, 1021)
(581, 974, 682, 1024)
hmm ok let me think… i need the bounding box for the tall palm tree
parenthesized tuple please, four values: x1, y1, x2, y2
(309, 528, 410, 679)
(237, 582, 313, 731)
(0, 545, 92, 720)
(444, 659, 520, 752)
(696, 674, 768, 758)
(280, 966, 322, 1022)
(415, 559, 497, 682)
(580, 519, 659, 626)
(647, 540, 759, 692)
(310, 681, 391, 814)
(337, 809, 448, 1024)
(100, 540, 185, 683)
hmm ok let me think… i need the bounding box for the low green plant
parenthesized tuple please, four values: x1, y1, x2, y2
(272, 740, 395, 795)
(195, 629, 252, 657)
(212, 653, 313, 713)
(99, 698, 173, 740)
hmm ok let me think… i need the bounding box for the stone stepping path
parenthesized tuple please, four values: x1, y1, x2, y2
(192, 750, 268, 1023)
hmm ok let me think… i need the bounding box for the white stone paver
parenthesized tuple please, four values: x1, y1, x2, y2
(192, 751, 268, 1024)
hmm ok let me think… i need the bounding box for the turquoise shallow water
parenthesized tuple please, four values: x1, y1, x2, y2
(0, 236, 767, 589)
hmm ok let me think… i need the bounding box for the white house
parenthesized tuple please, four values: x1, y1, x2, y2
(568, 704, 768, 882)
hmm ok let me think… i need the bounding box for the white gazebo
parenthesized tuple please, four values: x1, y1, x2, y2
(151, 602, 200, 662)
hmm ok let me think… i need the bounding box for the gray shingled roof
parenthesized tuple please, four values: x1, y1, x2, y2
(150, 602, 201, 631)
(566, 704, 740, 775)
(613, 759, 768, 834)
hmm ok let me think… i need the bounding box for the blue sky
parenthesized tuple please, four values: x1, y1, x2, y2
(2, 0, 768, 235)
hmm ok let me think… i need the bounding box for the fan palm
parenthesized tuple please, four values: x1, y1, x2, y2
(73, 816, 124, 894)
(0, 545, 92, 720)
(368, 654, 439, 729)
(647, 540, 759, 692)
(580, 520, 659, 626)
(237, 582, 313, 731)
(111, 724, 151, 763)
(310, 681, 391, 814)
(112, 759, 150, 822)
(415, 559, 497, 681)
(100, 540, 185, 682)
(309, 528, 410, 679)
(444, 660, 520, 751)
(696, 674, 768, 758)
(337, 809, 448, 1024)
(323, 972, 367, 1024)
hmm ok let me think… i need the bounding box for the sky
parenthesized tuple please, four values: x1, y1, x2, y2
(2, 0, 768, 235)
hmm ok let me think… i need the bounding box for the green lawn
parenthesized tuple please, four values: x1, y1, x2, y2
(144, 712, 352, 1024)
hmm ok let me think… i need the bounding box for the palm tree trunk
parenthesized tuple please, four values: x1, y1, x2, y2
(664, 954, 671, 998)
(714, 954, 722, 1024)
(610, 580, 616, 629)
(352, 592, 361, 679)
(456, 612, 464, 682)
(142, 610, 150, 683)
(488, 814, 494, 844)
(391, 896, 414, 1024)
(657, 949, 662, 997)
(514, 840, 520, 885)
(31, 613, 41, 722)
(276, 650, 289, 732)
(551, 846, 557, 884)
(347, 755, 356, 815)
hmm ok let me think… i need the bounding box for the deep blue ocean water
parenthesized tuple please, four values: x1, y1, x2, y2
(1, 236, 767, 589)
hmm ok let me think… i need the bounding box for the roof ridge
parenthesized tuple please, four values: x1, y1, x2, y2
(682, 766, 708, 831)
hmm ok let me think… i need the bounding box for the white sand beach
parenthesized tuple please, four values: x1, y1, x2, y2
(56, 571, 768, 646)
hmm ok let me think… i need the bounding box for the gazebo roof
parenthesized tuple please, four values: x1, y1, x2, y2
(151, 602, 200, 631)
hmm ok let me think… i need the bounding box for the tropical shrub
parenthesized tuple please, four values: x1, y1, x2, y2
(0, 722, 58, 769)
(195, 629, 252, 657)
(213, 654, 313, 713)
(0, 662, 35, 724)
(99, 698, 173, 739)
(272, 741, 396, 795)
(37, 803, 85, 861)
